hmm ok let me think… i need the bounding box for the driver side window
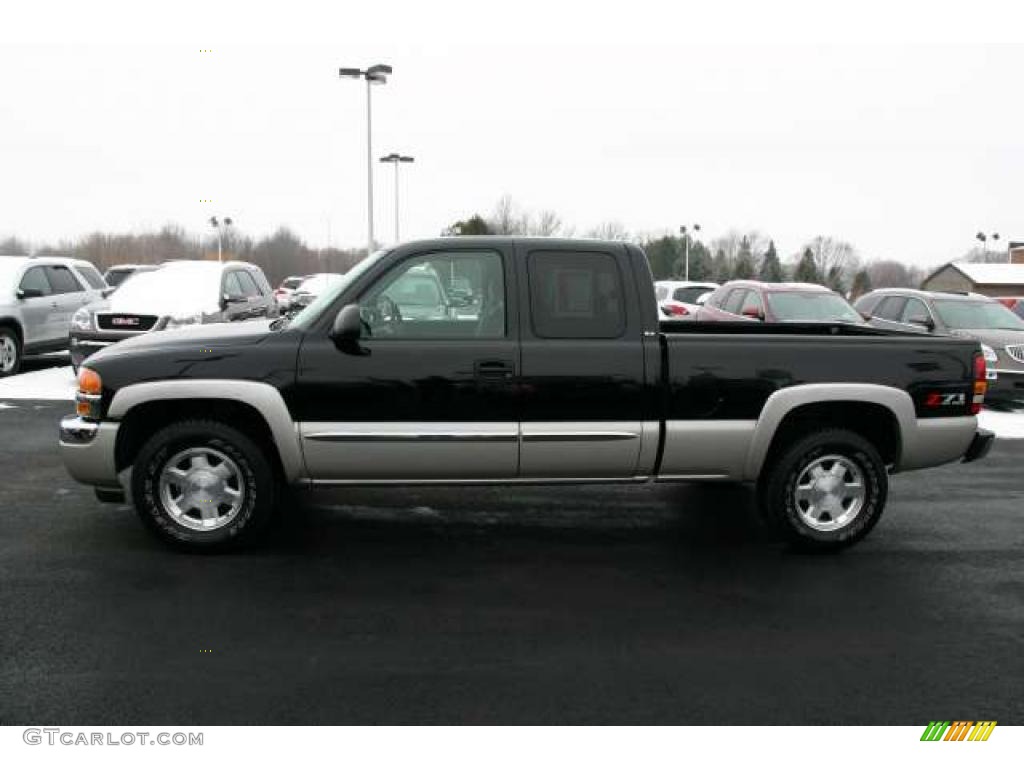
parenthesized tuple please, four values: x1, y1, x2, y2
(359, 250, 505, 339)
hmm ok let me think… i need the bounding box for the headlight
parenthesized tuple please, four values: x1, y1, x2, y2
(980, 343, 998, 364)
(164, 313, 204, 329)
(71, 307, 93, 332)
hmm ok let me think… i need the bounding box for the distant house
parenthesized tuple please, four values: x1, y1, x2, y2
(921, 261, 1024, 297)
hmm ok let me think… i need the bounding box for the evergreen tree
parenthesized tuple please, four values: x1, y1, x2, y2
(643, 236, 679, 280)
(758, 240, 785, 282)
(686, 241, 713, 281)
(444, 214, 491, 236)
(850, 269, 872, 300)
(732, 236, 757, 279)
(711, 247, 730, 283)
(793, 247, 820, 283)
(825, 265, 846, 293)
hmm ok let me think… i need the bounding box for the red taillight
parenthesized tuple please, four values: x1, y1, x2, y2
(667, 304, 690, 316)
(972, 352, 987, 415)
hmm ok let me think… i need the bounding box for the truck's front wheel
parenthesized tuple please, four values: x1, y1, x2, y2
(132, 420, 276, 550)
(760, 428, 887, 551)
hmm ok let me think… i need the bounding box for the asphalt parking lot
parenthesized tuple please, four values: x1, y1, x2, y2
(1, 362, 1022, 725)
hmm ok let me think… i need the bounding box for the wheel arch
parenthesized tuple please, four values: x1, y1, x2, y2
(745, 384, 913, 480)
(109, 380, 304, 481)
(0, 317, 24, 344)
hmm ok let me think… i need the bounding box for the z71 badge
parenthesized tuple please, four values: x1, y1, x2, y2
(925, 392, 967, 408)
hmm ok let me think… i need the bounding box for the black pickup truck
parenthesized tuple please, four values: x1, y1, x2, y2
(59, 237, 993, 551)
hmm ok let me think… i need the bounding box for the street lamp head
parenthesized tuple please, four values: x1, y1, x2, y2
(693, 224, 701, 232)
(224, 217, 233, 227)
(379, 153, 400, 163)
(976, 231, 987, 243)
(399, 155, 415, 163)
(366, 64, 392, 77)
(338, 67, 362, 79)
(209, 216, 218, 227)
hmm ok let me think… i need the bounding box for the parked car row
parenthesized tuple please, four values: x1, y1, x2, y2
(0, 255, 286, 376)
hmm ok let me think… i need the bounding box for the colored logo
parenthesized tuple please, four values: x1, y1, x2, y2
(920, 721, 996, 741)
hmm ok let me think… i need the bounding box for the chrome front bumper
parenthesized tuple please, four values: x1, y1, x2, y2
(59, 415, 120, 487)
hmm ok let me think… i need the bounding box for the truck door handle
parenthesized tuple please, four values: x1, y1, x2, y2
(474, 359, 515, 380)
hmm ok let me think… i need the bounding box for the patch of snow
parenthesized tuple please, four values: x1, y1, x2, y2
(977, 408, 1024, 439)
(0, 366, 76, 401)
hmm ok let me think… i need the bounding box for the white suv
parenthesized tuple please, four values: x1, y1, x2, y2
(0, 256, 109, 376)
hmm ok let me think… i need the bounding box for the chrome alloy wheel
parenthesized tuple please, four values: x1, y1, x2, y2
(0, 336, 16, 373)
(158, 447, 244, 531)
(792, 454, 865, 532)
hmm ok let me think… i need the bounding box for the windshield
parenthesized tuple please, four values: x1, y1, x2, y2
(296, 273, 344, 295)
(932, 299, 1024, 331)
(289, 250, 388, 330)
(672, 286, 713, 304)
(105, 268, 134, 287)
(766, 291, 863, 323)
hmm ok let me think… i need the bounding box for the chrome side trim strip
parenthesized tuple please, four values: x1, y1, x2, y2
(521, 431, 639, 442)
(306, 431, 517, 443)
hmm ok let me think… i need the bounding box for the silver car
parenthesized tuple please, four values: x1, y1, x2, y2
(0, 256, 109, 376)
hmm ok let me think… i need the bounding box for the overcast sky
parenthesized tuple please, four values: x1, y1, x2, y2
(1, 1, 1021, 267)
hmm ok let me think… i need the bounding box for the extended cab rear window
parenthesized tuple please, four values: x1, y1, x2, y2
(527, 250, 626, 339)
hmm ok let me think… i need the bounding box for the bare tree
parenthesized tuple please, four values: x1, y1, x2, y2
(488, 194, 528, 235)
(529, 209, 564, 237)
(802, 235, 860, 291)
(586, 221, 630, 241)
(0, 236, 31, 255)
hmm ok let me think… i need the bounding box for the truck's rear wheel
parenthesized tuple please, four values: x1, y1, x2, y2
(759, 428, 887, 551)
(131, 420, 276, 550)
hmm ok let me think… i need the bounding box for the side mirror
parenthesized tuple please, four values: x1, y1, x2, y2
(859, 310, 872, 321)
(17, 288, 44, 300)
(908, 314, 934, 331)
(741, 306, 764, 321)
(330, 303, 363, 343)
(101, 286, 117, 298)
(220, 293, 244, 310)
(696, 292, 711, 306)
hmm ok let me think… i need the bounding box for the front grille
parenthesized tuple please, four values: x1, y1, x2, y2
(96, 313, 159, 332)
(1004, 344, 1024, 364)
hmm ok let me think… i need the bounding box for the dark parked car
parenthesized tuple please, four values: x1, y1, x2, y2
(855, 288, 1024, 403)
(60, 238, 992, 553)
(70, 260, 277, 370)
(698, 280, 865, 324)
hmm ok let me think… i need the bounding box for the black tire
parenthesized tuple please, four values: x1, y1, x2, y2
(759, 428, 887, 552)
(0, 326, 22, 377)
(131, 419, 277, 551)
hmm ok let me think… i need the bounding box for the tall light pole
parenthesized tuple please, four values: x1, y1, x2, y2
(679, 223, 701, 280)
(209, 216, 233, 262)
(339, 63, 392, 257)
(976, 231, 1000, 261)
(379, 153, 414, 242)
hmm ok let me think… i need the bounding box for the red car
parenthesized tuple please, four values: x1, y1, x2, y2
(996, 297, 1024, 320)
(697, 280, 865, 324)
